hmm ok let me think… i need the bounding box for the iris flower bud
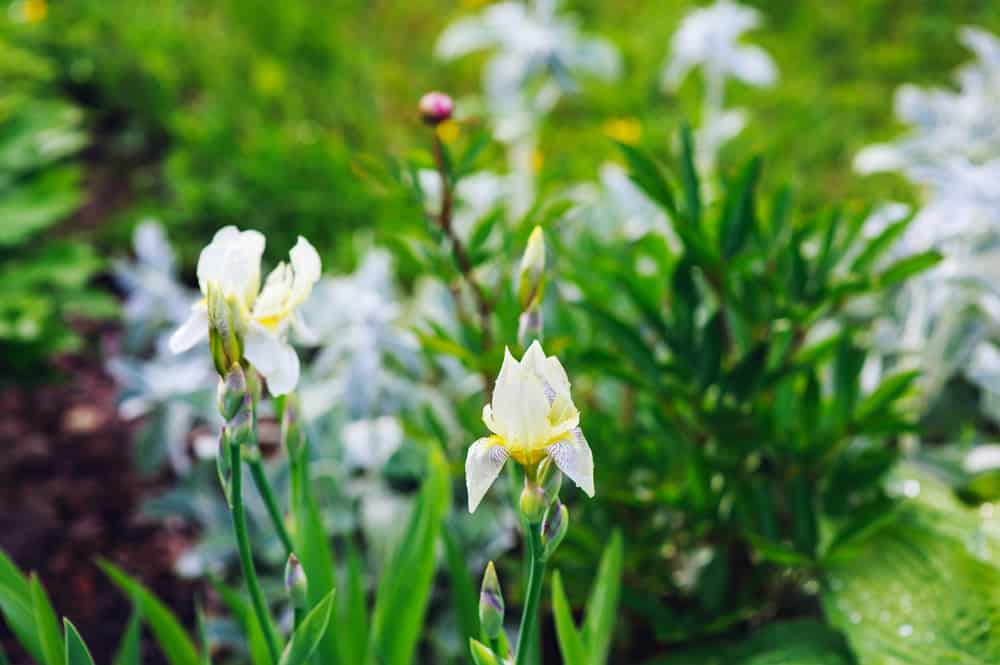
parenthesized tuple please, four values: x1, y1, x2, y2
(516, 226, 546, 311)
(541, 499, 569, 560)
(284, 553, 309, 609)
(469, 639, 501, 665)
(479, 561, 505, 639)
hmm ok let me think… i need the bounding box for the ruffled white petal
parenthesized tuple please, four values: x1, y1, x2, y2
(168, 303, 208, 353)
(465, 437, 509, 512)
(197, 226, 265, 307)
(547, 428, 594, 497)
(291, 310, 318, 346)
(491, 347, 550, 445)
(290, 236, 322, 304)
(244, 322, 301, 396)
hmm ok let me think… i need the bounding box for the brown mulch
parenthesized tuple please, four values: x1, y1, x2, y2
(0, 330, 197, 665)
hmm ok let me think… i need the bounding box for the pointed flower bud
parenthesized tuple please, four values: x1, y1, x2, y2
(519, 480, 546, 524)
(536, 457, 562, 505)
(220, 364, 255, 447)
(541, 499, 569, 560)
(479, 561, 505, 639)
(469, 639, 501, 665)
(419, 91, 454, 125)
(285, 553, 309, 609)
(517, 226, 546, 310)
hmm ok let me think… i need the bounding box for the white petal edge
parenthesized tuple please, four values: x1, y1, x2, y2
(547, 428, 595, 497)
(465, 437, 509, 512)
(290, 236, 322, 303)
(168, 304, 208, 354)
(244, 322, 301, 396)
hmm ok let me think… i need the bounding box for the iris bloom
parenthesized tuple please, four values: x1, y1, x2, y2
(169, 226, 321, 395)
(466, 341, 594, 512)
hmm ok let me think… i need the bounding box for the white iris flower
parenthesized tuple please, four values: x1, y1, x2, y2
(169, 226, 321, 396)
(466, 341, 594, 512)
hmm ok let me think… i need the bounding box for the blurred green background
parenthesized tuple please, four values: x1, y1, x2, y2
(6, 0, 1000, 270)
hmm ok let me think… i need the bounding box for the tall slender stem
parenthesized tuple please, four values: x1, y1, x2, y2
(248, 457, 294, 558)
(230, 442, 282, 663)
(514, 522, 546, 665)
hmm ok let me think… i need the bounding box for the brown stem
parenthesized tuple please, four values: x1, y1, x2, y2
(431, 133, 495, 395)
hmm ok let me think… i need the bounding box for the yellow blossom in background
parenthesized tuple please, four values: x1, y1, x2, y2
(436, 119, 460, 144)
(15, 0, 48, 23)
(253, 59, 286, 96)
(531, 149, 544, 173)
(602, 117, 642, 145)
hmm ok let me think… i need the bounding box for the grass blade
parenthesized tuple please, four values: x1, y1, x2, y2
(99, 560, 200, 665)
(551, 571, 586, 665)
(582, 531, 624, 665)
(64, 620, 96, 665)
(112, 605, 143, 665)
(29, 574, 64, 665)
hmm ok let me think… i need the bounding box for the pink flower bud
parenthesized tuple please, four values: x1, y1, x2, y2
(419, 91, 454, 125)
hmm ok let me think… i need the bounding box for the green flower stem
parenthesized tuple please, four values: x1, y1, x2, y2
(248, 456, 294, 557)
(230, 440, 282, 664)
(514, 521, 546, 665)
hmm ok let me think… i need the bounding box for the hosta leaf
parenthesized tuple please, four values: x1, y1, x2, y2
(824, 508, 1000, 665)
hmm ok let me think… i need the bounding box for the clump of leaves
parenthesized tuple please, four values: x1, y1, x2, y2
(0, 35, 116, 383)
(556, 128, 941, 647)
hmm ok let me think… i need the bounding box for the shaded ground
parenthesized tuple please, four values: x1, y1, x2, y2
(0, 323, 196, 664)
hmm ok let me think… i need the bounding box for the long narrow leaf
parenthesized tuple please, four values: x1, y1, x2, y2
(279, 590, 335, 665)
(112, 606, 143, 665)
(0, 549, 44, 662)
(551, 572, 586, 665)
(370, 446, 449, 665)
(582, 531, 624, 665)
(64, 620, 95, 665)
(210, 579, 271, 665)
(442, 529, 481, 647)
(335, 542, 369, 665)
(29, 575, 64, 665)
(99, 561, 200, 665)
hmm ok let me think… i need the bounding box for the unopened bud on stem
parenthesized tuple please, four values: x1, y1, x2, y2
(419, 91, 454, 126)
(519, 479, 546, 524)
(517, 226, 546, 311)
(541, 499, 569, 560)
(469, 639, 500, 665)
(479, 561, 505, 639)
(285, 553, 309, 609)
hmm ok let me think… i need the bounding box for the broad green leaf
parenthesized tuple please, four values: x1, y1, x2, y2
(112, 606, 143, 665)
(64, 620, 96, 665)
(824, 508, 1000, 665)
(210, 580, 271, 665)
(99, 561, 200, 665)
(582, 531, 624, 665)
(30, 574, 64, 665)
(442, 529, 481, 647)
(370, 446, 449, 665)
(0, 549, 44, 662)
(643, 619, 851, 665)
(335, 542, 369, 665)
(551, 572, 587, 665)
(279, 589, 335, 665)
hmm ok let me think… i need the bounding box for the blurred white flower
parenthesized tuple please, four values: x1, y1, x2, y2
(663, 0, 777, 175)
(662, 0, 776, 91)
(170, 226, 321, 395)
